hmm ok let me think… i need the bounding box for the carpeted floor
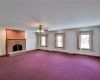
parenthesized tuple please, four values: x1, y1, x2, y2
(0, 50, 100, 80)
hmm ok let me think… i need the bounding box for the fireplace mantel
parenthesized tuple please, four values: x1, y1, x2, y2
(7, 39, 26, 40)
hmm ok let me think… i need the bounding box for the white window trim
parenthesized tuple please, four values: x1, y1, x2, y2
(55, 33, 65, 48)
(77, 31, 93, 50)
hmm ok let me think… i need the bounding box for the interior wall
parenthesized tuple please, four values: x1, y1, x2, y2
(25, 31, 37, 50)
(37, 26, 100, 56)
(0, 28, 6, 56)
(99, 27, 100, 54)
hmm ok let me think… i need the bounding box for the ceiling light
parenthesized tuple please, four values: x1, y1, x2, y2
(37, 25, 44, 33)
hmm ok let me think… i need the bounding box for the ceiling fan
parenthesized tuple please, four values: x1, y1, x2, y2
(36, 25, 48, 33)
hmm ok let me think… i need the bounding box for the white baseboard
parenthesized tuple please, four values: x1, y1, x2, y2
(37, 48, 73, 54)
(0, 54, 6, 57)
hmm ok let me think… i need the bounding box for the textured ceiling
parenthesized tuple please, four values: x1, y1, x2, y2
(0, 1, 100, 31)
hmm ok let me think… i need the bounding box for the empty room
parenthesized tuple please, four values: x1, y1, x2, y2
(0, 0, 100, 80)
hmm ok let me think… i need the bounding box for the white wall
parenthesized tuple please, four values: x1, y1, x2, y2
(38, 26, 100, 56)
(25, 31, 37, 51)
(0, 28, 6, 56)
(99, 27, 100, 54)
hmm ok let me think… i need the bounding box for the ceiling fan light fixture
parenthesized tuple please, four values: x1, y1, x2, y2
(41, 30, 44, 33)
(37, 25, 45, 33)
(37, 29, 44, 33)
(37, 30, 40, 32)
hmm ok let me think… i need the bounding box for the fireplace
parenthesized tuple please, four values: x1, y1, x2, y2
(6, 39, 26, 53)
(13, 44, 22, 51)
(6, 29, 26, 54)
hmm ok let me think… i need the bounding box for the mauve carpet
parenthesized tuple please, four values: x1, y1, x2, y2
(0, 50, 100, 80)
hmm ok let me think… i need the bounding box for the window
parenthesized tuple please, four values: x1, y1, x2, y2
(40, 34, 47, 47)
(77, 31, 93, 50)
(55, 33, 65, 48)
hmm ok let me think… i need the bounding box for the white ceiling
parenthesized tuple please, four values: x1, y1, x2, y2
(0, 0, 100, 31)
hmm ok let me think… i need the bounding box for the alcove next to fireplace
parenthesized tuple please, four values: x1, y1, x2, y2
(6, 29, 26, 54)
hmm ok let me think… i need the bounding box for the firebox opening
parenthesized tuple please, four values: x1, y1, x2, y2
(13, 44, 22, 51)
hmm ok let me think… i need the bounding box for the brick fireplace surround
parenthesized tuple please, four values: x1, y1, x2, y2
(6, 29, 26, 54)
